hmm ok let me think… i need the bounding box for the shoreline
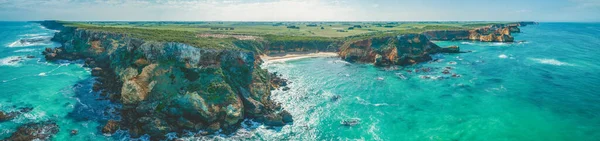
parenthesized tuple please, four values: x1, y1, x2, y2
(261, 52, 339, 64)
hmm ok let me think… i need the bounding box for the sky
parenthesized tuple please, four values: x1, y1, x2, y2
(0, 0, 599, 22)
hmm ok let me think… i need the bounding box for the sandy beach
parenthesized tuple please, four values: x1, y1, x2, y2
(261, 52, 338, 64)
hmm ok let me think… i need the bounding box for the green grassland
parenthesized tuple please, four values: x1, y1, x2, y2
(57, 21, 510, 51)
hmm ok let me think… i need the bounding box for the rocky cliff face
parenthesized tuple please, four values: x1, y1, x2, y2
(423, 24, 521, 42)
(44, 26, 292, 139)
(339, 34, 460, 66)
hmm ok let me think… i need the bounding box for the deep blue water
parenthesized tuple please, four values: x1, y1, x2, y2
(1, 22, 599, 140)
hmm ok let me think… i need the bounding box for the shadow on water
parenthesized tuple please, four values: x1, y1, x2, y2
(66, 78, 121, 122)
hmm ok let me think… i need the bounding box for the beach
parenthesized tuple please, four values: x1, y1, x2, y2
(260, 52, 338, 64)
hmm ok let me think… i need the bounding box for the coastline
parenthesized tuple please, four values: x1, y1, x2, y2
(261, 52, 338, 64)
(19, 20, 537, 140)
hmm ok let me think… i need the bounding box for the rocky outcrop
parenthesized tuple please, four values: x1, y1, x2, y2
(0, 111, 18, 122)
(269, 72, 289, 90)
(423, 25, 516, 42)
(0, 107, 33, 122)
(423, 22, 536, 42)
(101, 120, 119, 134)
(44, 25, 292, 139)
(4, 121, 59, 141)
(516, 21, 538, 27)
(339, 34, 460, 66)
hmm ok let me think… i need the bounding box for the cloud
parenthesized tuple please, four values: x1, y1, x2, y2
(0, 0, 598, 21)
(570, 0, 600, 9)
(0, 0, 359, 21)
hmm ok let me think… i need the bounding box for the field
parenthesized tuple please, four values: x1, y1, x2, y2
(56, 21, 510, 51)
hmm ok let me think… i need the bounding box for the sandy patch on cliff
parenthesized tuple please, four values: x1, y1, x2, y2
(261, 52, 338, 64)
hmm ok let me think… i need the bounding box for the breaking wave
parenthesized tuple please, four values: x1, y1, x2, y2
(530, 58, 574, 66)
(13, 49, 36, 53)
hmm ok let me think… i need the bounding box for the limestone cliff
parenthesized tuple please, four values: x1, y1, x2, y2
(339, 34, 459, 66)
(422, 24, 522, 42)
(43, 25, 292, 139)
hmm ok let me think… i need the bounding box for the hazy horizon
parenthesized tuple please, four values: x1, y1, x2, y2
(1, 0, 599, 22)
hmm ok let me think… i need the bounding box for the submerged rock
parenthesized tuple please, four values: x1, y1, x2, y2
(341, 118, 361, 126)
(331, 95, 341, 102)
(0, 111, 17, 122)
(101, 120, 119, 134)
(91, 67, 102, 76)
(5, 121, 59, 141)
(0, 107, 34, 122)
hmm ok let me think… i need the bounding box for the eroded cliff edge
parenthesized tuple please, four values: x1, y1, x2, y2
(423, 22, 536, 42)
(36, 21, 534, 139)
(40, 23, 292, 139)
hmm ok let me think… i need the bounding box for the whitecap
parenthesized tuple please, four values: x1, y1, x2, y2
(13, 49, 36, 52)
(461, 42, 475, 45)
(21, 111, 46, 121)
(19, 33, 49, 37)
(530, 58, 573, 66)
(498, 54, 508, 59)
(491, 42, 508, 46)
(373, 103, 389, 107)
(38, 72, 47, 76)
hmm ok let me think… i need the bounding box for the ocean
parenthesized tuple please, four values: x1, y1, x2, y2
(1, 22, 600, 141)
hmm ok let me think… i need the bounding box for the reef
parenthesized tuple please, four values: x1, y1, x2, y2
(0, 107, 33, 122)
(4, 121, 60, 141)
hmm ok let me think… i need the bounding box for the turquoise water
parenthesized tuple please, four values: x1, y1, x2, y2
(256, 23, 600, 140)
(1, 22, 600, 140)
(0, 22, 123, 140)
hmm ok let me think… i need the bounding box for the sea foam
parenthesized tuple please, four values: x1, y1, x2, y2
(498, 54, 508, 59)
(530, 58, 573, 66)
(14, 49, 36, 52)
(461, 42, 475, 45)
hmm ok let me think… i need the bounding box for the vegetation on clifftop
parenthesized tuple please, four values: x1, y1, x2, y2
(44, 20, 514, 52)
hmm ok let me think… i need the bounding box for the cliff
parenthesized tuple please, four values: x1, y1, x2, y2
(422, 24, 529, 42)
(42, 24, 292, 139)
(339, 34, 460, 66)
(261, 35, 339, 54)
